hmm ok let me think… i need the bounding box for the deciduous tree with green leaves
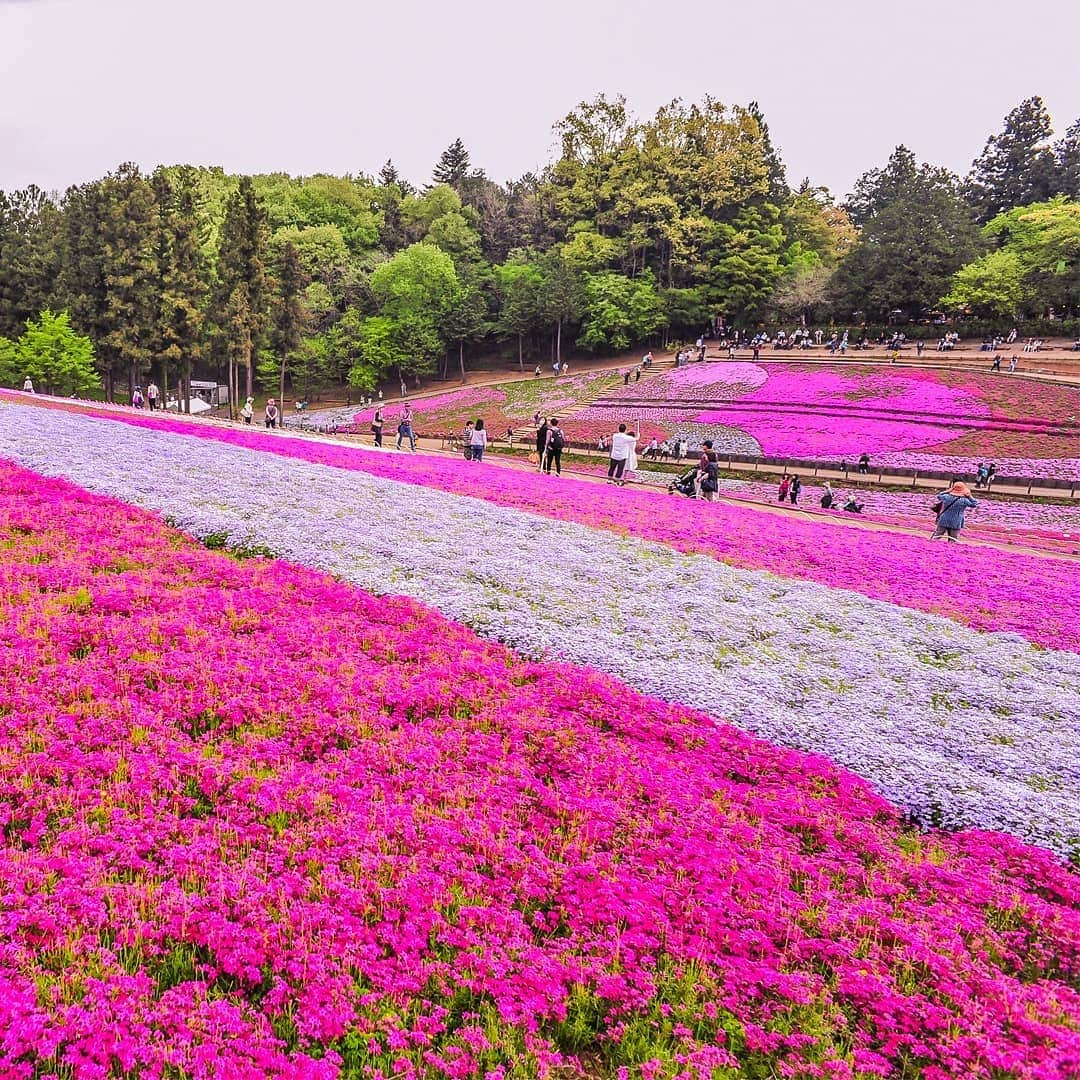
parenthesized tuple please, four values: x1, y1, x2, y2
(17, 310, 98, 395)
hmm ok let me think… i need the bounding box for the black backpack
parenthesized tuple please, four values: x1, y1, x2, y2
(551, 428, 565, 450)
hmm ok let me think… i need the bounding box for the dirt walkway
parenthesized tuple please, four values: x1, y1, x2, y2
(10, 391, 1077, 563)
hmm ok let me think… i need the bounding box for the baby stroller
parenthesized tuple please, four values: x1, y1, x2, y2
(668, 467, 698, 497)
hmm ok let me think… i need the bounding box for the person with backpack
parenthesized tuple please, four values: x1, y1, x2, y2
(264, 398, 278, 428)
(931, 481, 977, 542)
(469, 418, 488, 462)
(607, 423, 637, 486)
(696, 439, 720, 501)
(372, 407, 384, 447)
(543, 419, 564, 475)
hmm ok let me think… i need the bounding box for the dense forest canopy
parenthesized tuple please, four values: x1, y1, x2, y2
(1, 94, 1077, 405)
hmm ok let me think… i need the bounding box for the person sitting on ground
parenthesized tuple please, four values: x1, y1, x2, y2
(842, 495, 864, 513)
(931, 481, 977, 542)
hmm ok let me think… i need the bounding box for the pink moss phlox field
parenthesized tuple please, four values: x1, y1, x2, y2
(2, 462, 1079, 1079)
(24, 398, 1080, 652)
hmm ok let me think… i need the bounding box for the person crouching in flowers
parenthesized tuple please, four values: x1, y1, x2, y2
(931, 481, 977, 543)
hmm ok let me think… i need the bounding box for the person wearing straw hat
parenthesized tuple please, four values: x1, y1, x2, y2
(931, 481, 977, 542)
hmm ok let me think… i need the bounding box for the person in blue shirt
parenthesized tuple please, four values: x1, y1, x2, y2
(932, 482, 977, 542)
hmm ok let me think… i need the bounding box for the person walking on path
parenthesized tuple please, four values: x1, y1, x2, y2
(469, 418, 488, 462)
(607, 423, 637, 486)
(986, 464, 997, 489)
(240, 396, 254, 424)
(991, 354, 1002, 372)
(147, 382, 160, 411)
(1008, 356, 1018, 373)
(264, 398, 278, 429)
(372, 407, 384, 447)
(534, 365, 542, 379)
(22, 375, 34, 393)
(931, 482, 977, 542)
(462, 421, 474, 459)
(789, 475, 802, 505)
(399, 378, 407, 398)
(132, 386, 145, 409)
(857, 453, 870, 475)
(543, 419, 564, 475)
(535, 418, 549, 469)
(396, 403, 416, 451)
(777, 475, 791, 502)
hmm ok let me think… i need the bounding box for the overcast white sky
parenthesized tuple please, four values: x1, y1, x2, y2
(2, 0, 1079, 199)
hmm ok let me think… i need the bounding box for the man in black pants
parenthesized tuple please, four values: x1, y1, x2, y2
(543, 419, 564, 475)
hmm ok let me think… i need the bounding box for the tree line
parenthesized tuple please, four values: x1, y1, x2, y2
(0, 94, 1078, 405)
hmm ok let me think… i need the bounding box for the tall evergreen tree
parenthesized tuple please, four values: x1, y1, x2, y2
(748, 100, 789, 203)
(269, 240, 308, 408)
(0, 186, 61, 339)
(216, 176, 269, 409)
(432, 138, 471, 188)
(58, 165, 158, 399)
(1054, 119, 1080, 198)
(837, 147, 982, 319)
(965, 97, 1058, 222)
(151, 169, 206, 411)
